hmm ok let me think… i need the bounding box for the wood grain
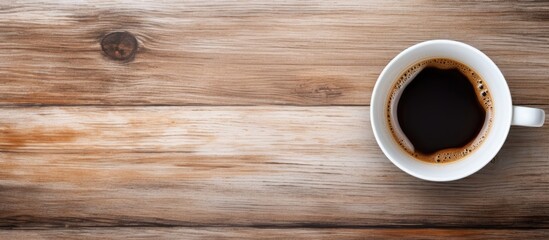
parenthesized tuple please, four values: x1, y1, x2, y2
(1, 0, 548, 237)
(1, 106, 548, 228)
(1, 0, 548, 105)
(1, 228, 548, 239)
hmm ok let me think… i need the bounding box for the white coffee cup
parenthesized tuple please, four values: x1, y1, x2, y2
(370, 40, 545, 181)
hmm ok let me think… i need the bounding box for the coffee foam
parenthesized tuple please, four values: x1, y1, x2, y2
(386, 58, 493, 163)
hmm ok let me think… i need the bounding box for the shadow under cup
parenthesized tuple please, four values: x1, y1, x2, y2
(371, 40, 513, 182)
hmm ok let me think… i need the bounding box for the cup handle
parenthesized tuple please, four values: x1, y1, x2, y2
(511, 106, 545, 127)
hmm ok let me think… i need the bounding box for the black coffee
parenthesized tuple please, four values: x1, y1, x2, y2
(387, 58, 493, 163)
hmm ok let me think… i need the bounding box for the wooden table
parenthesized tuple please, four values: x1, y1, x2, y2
(1, 1, 548, 239)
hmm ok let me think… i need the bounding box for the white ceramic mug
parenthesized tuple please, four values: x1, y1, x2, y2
(370, 40, 545, 181)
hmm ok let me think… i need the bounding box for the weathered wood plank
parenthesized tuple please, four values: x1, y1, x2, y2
(1, 228, 548, 239)
(0, 0, 548, 105)
(1, 106, 547, 228)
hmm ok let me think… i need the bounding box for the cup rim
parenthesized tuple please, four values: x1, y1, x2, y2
(370, 39, 512, 181)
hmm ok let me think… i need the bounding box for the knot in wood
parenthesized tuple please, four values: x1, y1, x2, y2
(101, 32, 138, 61)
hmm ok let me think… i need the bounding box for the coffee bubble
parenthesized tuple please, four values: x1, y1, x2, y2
(386, 58, 493, 163)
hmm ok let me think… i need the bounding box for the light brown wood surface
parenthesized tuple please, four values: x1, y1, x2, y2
(1, 0, 548, 239)
(1, 107, 548, 233)
(1, 228, 548, 239)
(1, 0, 548, 105)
